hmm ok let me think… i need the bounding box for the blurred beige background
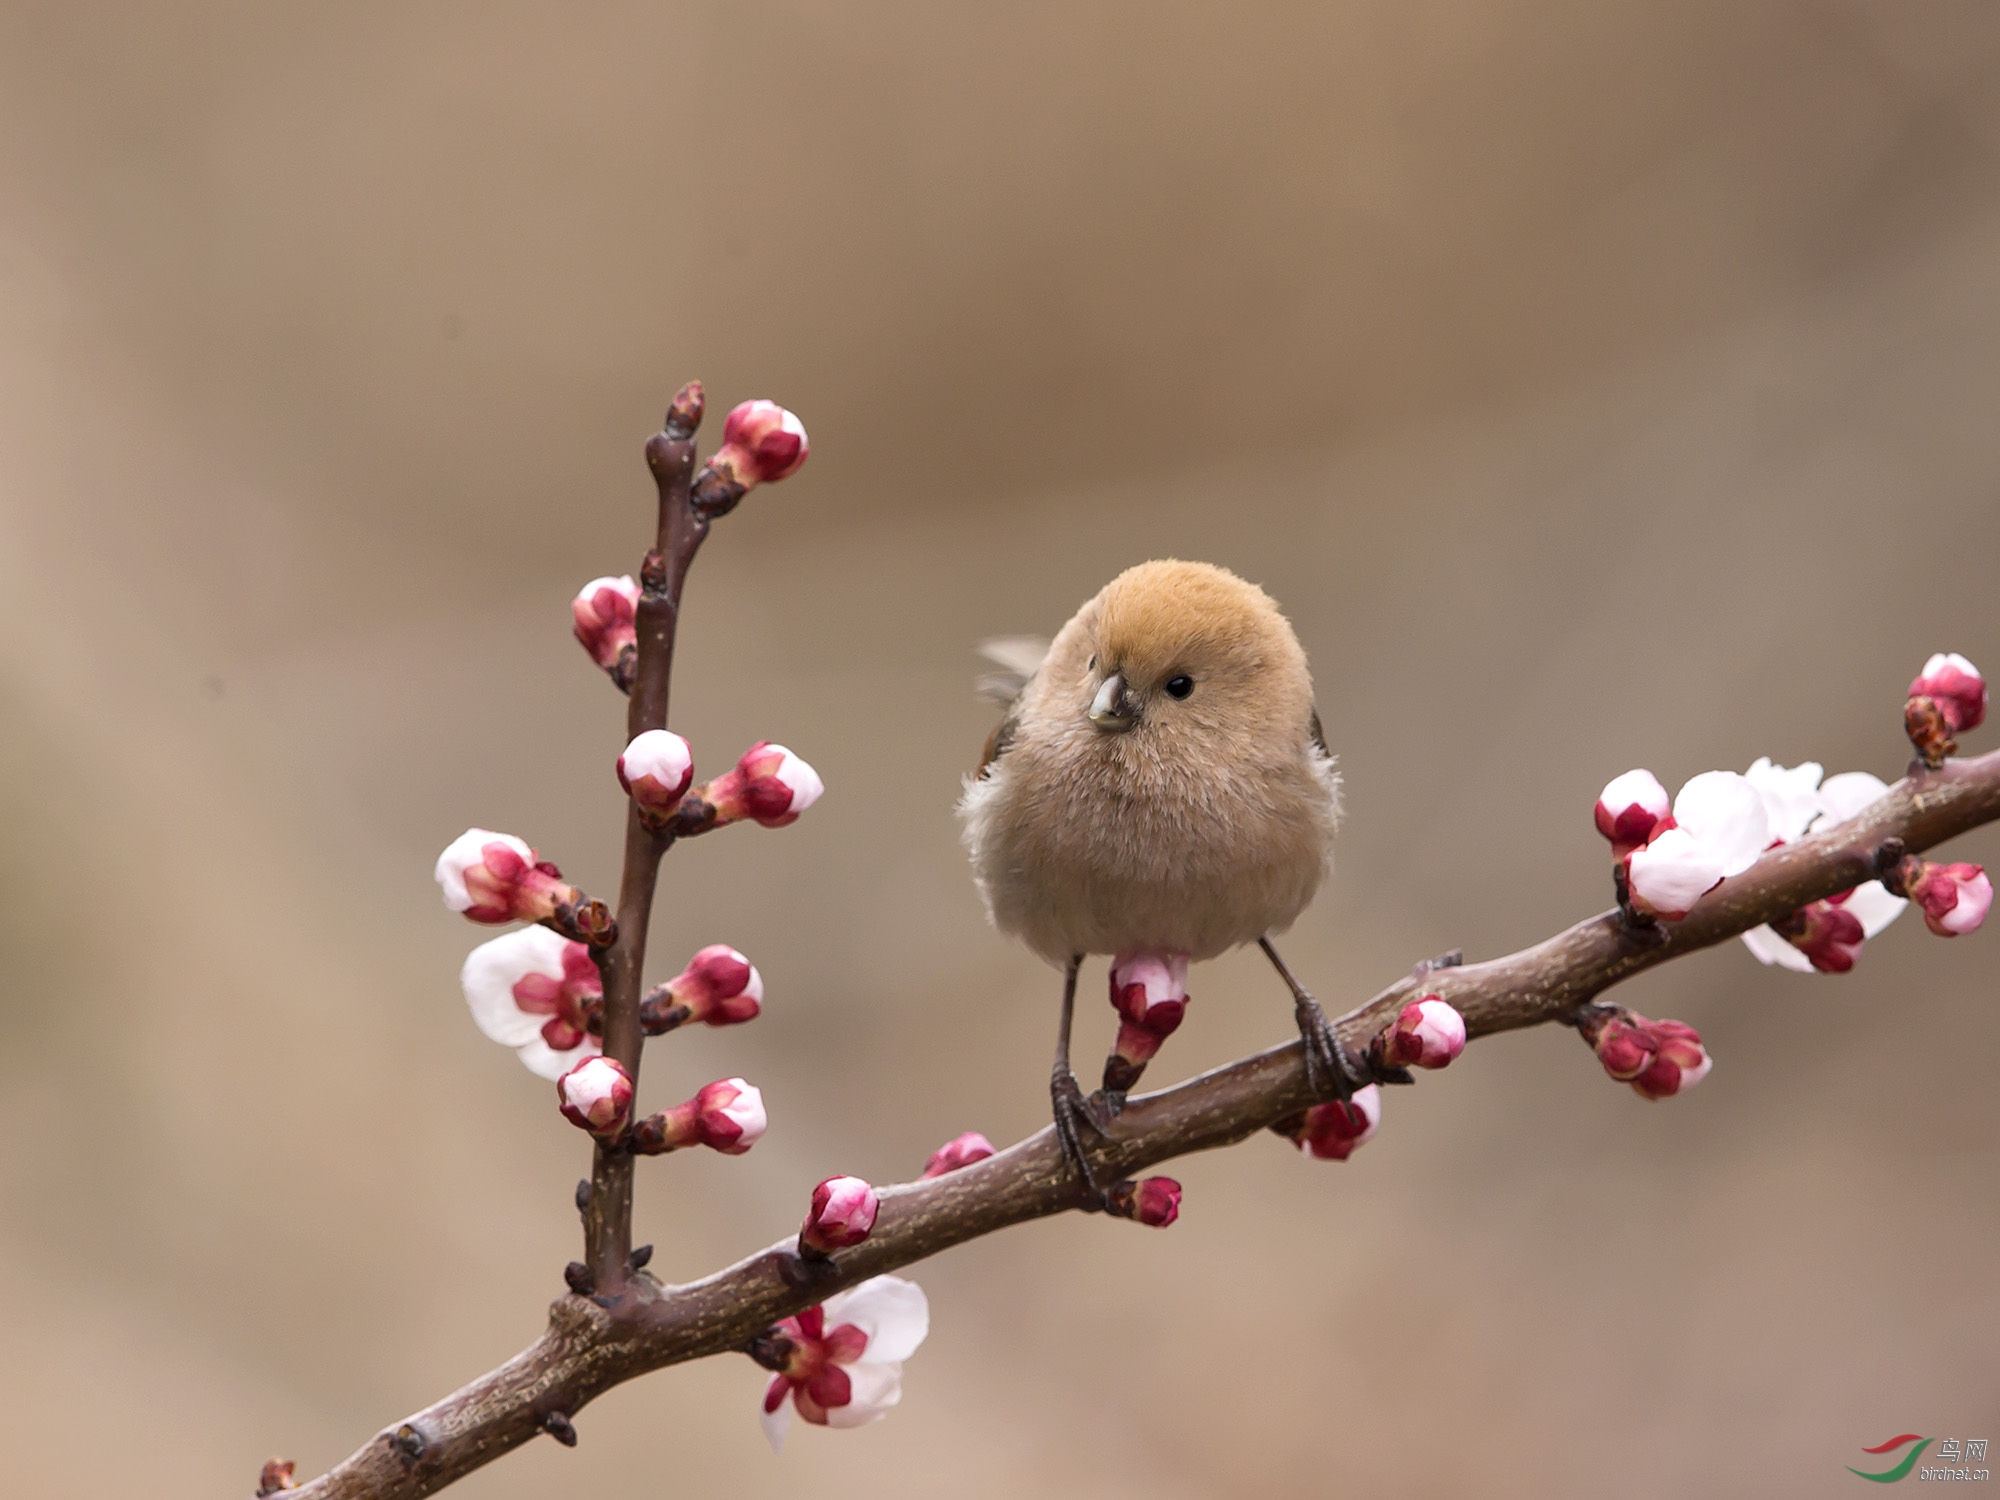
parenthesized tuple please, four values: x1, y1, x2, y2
(3, 3, 1998, 1496)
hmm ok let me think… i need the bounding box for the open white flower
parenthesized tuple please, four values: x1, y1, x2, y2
(1739, 766, 1907, 971)
(759, 1276, 930, 1452)
(460, 926, 604, 1079)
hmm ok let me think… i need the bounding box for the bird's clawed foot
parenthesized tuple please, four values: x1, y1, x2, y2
(1051, 1065, 1115, 1210)
(1294, 994, 1361, 1103)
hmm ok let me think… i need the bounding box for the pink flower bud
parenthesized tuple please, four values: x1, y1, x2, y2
(1105, 1176, 1182, 1227)
(572, 575, 640, 672)
(922, 1132, 996, 1178)
(1909, 652, 1986, 733)
(434, 829, 578, 924)
(1288, 1085, 1382, 1161)
(1587, 1012, 1711, 1099)
(1594, 769, 1672, 859)
(1899, 860, 1993, 937)
(720, 400, 810, 485)
(556, 1056, 634, 1138)
(632, 1077, 767, 1155)
(617, 729, 695, 814)
(801, 1175, 879, 1254)
(643, 944, 763, 1032)
(1378, 996, 1467, 1070)
(1771, 898, 1866, 973)
(1624, 827, 1725, 920)
(697, 742, 825, 828)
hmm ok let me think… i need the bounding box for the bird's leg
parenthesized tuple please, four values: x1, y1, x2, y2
(1258, 936, 1358, 1102)
(1050, 956, 1113, 1210)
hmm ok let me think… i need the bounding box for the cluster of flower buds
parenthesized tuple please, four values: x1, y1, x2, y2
(752, 1276, 929, 1452)
(800, 1175, 880, 1257)
(1281, 1085, 1383, 1162)
(462, 926, 606, 1078)
(1906, 652, 1987, 768)
(691, 400, 810, 518)
(572, 575, 642, 691)
(679, 741, 826, 831)
(639, 944, 763, 1033)
(629, 1078, 768, 1155)
(618, 729, 695, 822)
(922, 1132, 996, 1178)
(557, 1056, 636, 1138)
(1884, 855, 1993, 938)
(435, 829, 612, 940)
(1372, 996, 1466, 1071)
(1102, 950, 1189, 1094)
(1581, 1009, 1710, 1100)
(1105, 1176, 1182, 1227)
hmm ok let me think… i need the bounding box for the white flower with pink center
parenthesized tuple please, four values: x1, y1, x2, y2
(1739, 767, 1908, 972)
(461, 926, 605, 1079)
(759, 1276, 929, 1452)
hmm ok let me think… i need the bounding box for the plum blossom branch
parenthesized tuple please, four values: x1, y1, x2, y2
(283, 740, 2000, 1500)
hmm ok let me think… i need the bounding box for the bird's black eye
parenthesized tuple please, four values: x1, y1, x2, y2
(1165, 675, 1194, 700)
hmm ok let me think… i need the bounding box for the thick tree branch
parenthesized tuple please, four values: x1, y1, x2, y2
(286, 748, 2000, 1499)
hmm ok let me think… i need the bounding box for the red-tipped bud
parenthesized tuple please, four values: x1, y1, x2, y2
(721, 400, 809, 484)
(1103, 950, 1189, 1092)
(695, 742, 824, 828)
(256, 1460, 297, 1497)
(1595, 769, 1673, 860)
(1378, 996, 1467, 1069)
(641, 944, 763, 1034)
(556, 1056, 634, 1138)
(1585, 1011, 1711, 1099)
(801, 1176, 879, 1254)
(1107, 1176, 1182, 1227)
(665, 380, 705, 438)
(1770, 898, 1866, 973)
(922, 1131, 996, 1178)
(618, 729, 695, 815)
(1910, 652, 1986, 733)
(434, 829, 579, 924)
(690, 400, 810, 517)
(1891, 857, 1993, 937)
(1287, 1085, 1383, 1161)
(632, 1077, 768, 1155)
(572, 575, 640, 680)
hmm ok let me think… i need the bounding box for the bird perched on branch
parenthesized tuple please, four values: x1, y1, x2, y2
(958, 559, 1351, 1205)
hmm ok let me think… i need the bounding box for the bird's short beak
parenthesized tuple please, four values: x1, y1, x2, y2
(1088, 672, 1138, 732)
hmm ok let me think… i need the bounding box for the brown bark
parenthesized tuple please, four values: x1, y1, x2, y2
(286, 746, 2000, 1500)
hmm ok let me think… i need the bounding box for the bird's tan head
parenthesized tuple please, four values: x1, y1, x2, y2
(1050, 559, 1315, 760)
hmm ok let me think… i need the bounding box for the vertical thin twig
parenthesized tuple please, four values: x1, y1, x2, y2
(582, 390, 707, 1290)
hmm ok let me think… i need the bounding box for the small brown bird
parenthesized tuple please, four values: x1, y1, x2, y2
(959, 559, 1351, 1203)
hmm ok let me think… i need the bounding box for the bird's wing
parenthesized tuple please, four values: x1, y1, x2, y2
(973, 636, 1047, 776)
(973, 635, 1051, 705)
